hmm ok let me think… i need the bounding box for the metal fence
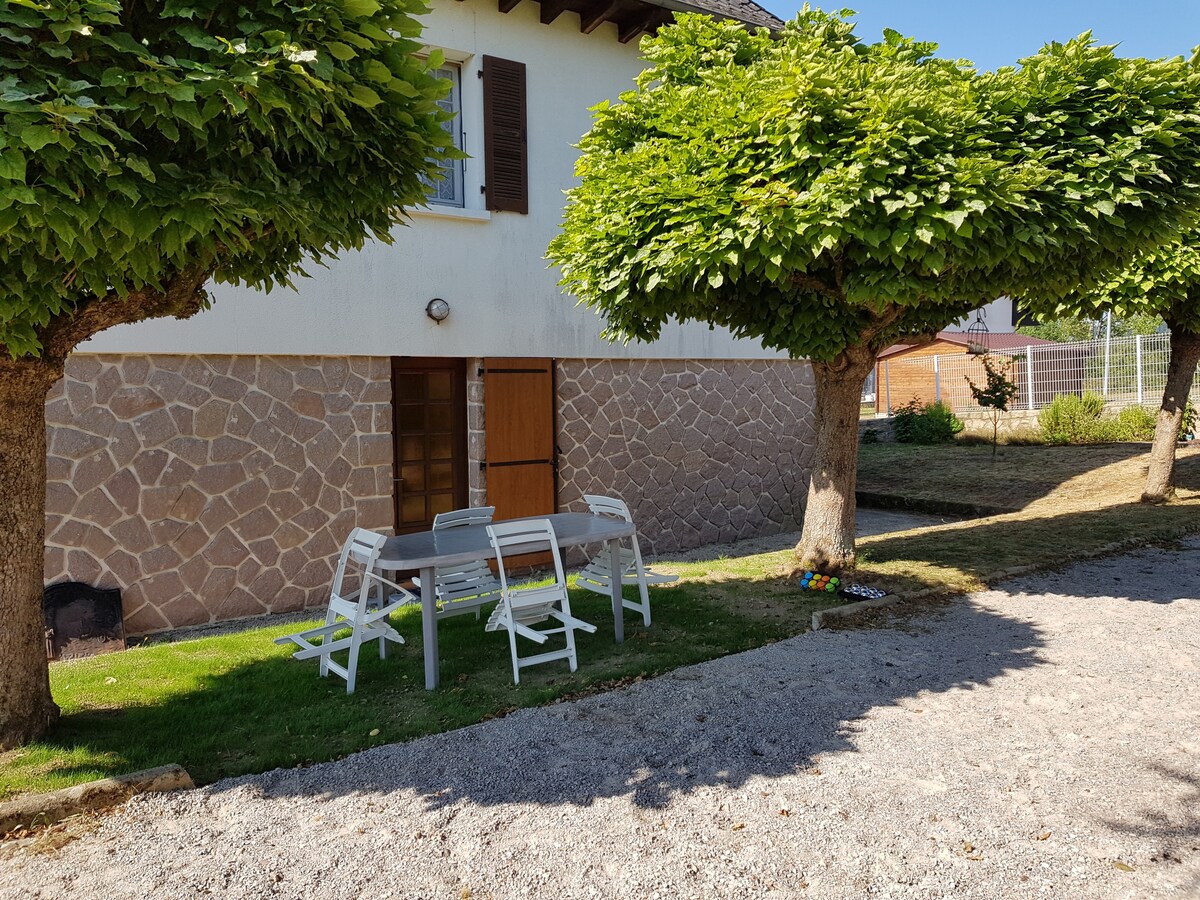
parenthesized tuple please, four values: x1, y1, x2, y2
(870, 332, 1199, 414)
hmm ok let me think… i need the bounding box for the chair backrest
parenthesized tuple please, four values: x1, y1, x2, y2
(432, 507, 496, 530)
(486, 519, 568, 604)
(583, 494, 633, 523)
(331, 528, 387, 613)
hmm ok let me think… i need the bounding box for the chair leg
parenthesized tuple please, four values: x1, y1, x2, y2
(508, 627, 521, 685)
(631, 537, 653, 627)
(564, 619, 579, 673)
(319, 609, 338, 678)
(345, 628, 365, 695)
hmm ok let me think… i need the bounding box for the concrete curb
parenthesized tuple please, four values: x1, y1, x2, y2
(812, 589, 939, 631)
(0, 764, 193, 835)
(811, 531, 1198, 632)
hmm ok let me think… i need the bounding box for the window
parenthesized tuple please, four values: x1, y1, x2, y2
(425, 63, 465, 207)
(1011, 298, 1039, 328)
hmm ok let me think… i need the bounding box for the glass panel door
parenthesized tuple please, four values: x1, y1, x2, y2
(391, 359, 468, 533)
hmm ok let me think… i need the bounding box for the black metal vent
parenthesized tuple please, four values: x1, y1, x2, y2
(43, 582, 126, 661)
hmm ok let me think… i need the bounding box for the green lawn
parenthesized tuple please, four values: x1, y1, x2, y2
(1, 565, 836, 801)
(4, 441, 1198, 801)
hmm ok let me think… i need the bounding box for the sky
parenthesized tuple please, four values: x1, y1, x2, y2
(760, 1, 1199, 71)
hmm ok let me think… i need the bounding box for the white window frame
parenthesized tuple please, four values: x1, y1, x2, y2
(424, 62, 466, 208)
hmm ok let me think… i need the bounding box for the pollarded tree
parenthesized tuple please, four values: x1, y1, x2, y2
(0, 0, 453, 748)
(548, 11, 1200, 571)
(1023, 232, 1200, 502)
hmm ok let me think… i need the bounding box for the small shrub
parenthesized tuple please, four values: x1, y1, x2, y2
(1039, 394, 1157, 443)
(893, 398, 964, 444)
(1113, 406, 1156, 441)
(861, 428, 879, 444)
(891, 398, 924, 443)
(1039, 392, 1105, 444)
(1181, 400, 1197, 441)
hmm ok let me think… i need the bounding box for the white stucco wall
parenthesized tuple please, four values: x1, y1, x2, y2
(84, 0, 784, 361)
(945, 296, 1016, 334)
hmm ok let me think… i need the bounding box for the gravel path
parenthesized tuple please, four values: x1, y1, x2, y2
(4, 538, 1198, 899)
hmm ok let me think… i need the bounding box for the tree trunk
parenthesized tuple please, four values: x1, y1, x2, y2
(1142, 328, 1200, 504)
(0, 358, 63, 748)
(795, 345, 878, 572)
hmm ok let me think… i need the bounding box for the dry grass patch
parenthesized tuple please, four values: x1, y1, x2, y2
(853, 443, 1200, 596)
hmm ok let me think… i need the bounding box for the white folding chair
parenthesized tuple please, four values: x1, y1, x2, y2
(575, 494, 678, 627)
(412, 507, 503, 620)
(484, 519, 597, 684)
(275, 528, 413, 694)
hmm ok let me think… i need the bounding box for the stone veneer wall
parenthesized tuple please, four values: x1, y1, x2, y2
(556, 359, 815, 555)
(44, 354, 393, 635)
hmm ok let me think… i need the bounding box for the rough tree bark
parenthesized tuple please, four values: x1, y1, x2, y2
(1142, 327, 1200, 504)
(0, 359, 65, 748)
(794, 343, 878, 572)
(0, 267, 211, 749)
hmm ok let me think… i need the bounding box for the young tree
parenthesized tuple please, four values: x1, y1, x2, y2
(548, 11, 1200, 571)
(1022, 232, 1200, 502)
(966, 356, 1019, 459)
(0, 0, 453, 747)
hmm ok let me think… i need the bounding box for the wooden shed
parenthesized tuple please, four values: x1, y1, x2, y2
(874, 332, 1072, 414)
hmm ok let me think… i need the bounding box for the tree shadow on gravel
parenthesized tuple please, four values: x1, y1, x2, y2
(995, 538, 1200, 605)
(224, 602, 1046, 811)
(1100, 762, 1200, 895)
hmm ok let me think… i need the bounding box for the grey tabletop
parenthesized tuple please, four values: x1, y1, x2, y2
(376, 512, 635, 570)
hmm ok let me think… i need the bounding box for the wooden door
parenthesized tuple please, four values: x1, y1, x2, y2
(392, 358, 468, 534)
(483, 358, 557, 525)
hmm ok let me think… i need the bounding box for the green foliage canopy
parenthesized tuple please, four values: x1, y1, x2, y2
(0, 0, 453, 357)
(1017, 314, 1163, 343)
(1022, 227, 1200, 333)
(548, 11, 1200, 362)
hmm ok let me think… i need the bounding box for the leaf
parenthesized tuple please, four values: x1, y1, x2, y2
(362, 60, 392, 84)
(0, 148, 27, 181)
(343, 0, 382, 17)
(124, 157, 153, 181)
(164, 82, 196, 102)
(942, 209, 968, 231)
(20, 124, 57, 150)
(326, 42, 357, 61)
(348, 84, 382, 107)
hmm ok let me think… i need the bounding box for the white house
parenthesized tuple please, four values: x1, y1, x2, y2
(45, 0, 811, 634)
(944, 297, 1022, 335)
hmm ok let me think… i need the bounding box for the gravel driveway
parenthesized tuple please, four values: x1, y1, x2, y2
(3, 538, 1198, 899)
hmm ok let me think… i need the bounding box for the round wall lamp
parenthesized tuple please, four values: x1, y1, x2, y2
(425, 297, 450, 324)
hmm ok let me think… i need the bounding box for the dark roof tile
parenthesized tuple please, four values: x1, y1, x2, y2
(878, 331, 1061, 359)
(650, 0, 784, 30)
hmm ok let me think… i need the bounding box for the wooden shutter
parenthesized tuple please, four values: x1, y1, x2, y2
(482, 56, 528, 214)
(483, 358, 556, 566)
(483, 357, 556, 518)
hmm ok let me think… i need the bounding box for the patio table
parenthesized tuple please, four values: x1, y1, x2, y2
(377, 512, 637, 689)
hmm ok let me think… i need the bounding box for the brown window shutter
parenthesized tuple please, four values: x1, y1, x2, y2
(482, 55, 528, 214)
